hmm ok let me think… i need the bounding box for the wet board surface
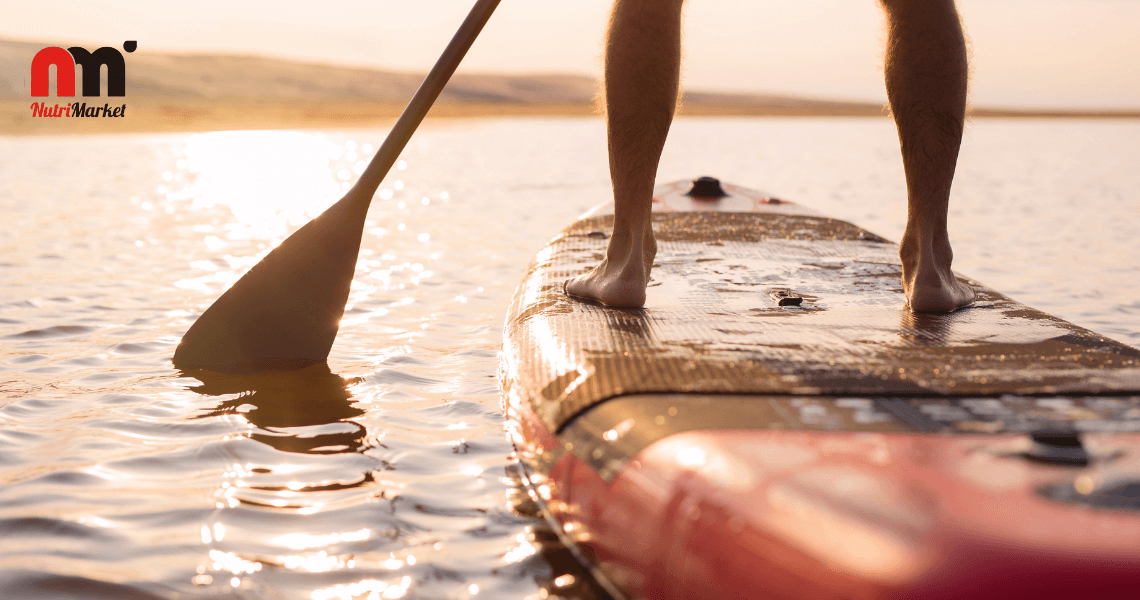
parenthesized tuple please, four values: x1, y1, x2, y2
(502, 181, 1140, 435)
(499, 180, 1140, 600)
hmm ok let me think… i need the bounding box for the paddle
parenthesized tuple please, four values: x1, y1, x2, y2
(173, 0, 502, 373)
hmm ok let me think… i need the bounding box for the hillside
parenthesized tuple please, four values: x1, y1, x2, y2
(3, 38, 1134, 135)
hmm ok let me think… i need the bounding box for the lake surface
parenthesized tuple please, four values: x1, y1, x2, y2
(1, 117, 1137, 599)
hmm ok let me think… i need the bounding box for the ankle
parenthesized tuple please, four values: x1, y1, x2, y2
(900, 230, 955, 276)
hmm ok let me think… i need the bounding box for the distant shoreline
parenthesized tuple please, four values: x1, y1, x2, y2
(4, 38, 1137, 135)
(3, 99, 1138, 136)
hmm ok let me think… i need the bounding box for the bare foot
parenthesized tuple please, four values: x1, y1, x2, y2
(565, 226, 657, 308)
(900, 229, 975, 313)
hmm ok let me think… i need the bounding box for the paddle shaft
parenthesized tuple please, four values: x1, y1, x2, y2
(172, 0, 502, 372)
(354, 0, 502, 197)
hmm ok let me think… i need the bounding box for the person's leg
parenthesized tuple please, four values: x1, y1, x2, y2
(565, 0, 684, 307)
(880, 0, 976, 313)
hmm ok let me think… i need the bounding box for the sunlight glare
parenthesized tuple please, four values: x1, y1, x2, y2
(676, 446, 707, 468)
(275, 529, 370, 551)
(311, 578, 392, 600)
(177, 131, 344, 240)
(209, 549, 262, 575)
(283, 550, 344, 572)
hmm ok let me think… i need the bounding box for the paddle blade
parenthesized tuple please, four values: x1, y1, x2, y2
(173, 191, 369, 373)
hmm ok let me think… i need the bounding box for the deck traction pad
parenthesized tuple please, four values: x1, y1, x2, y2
(501, 212, 1140, 432)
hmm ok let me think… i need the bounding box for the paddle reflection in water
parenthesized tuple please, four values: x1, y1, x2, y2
(181, 367, 387, 588)
(186, 364, 368, 456)
(178, 364, 395, 589)
(174, 364, 610, 599)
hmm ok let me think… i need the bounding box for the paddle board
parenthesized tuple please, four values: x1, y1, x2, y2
(500, 178, 1140, 599)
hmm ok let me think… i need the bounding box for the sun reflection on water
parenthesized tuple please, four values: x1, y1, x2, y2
(274, 529, 371, 551)
(209, 549, 263, 575)
(319, 576, 411, 600)
(171, 131, 345, 241)
(282, 551, 345, 573)
(504, 529, 539, 564)
(165, 131, 388, 298)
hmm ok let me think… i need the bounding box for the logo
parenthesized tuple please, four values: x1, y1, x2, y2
(29, 41, 136, 119)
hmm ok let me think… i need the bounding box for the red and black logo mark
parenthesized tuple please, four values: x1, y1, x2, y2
(30, 41, 135, 118)
(32, 41, 136, 96)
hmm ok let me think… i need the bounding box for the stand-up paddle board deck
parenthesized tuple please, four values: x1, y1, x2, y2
(500, 179, 1140, 600)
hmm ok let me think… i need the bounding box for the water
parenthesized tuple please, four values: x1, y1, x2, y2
(0, 117, 1137, 599)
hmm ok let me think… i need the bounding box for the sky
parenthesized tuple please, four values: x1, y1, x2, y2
(4, 0, 1139, 109)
